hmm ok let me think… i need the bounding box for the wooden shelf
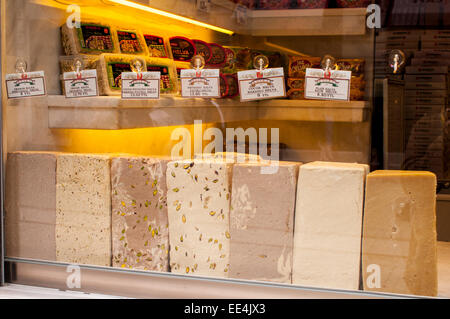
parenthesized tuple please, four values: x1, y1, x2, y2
(47, 95, 370, 130)
(250, 8, 368, 36)
(258, 99, 369, 122)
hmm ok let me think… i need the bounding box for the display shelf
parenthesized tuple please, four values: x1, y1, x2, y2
(4, 242, 450, 298)
(46, 95, 370, 129)
(258, 99, 370, 122)
(249, 8, 368, 36)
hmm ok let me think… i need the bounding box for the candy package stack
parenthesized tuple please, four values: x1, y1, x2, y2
(335, 58, 366, 101)
(145, 57, 178, 94)
(286, 56, 321, 100)
(96, 53, 147, 96)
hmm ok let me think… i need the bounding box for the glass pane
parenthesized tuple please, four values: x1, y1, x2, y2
(1, 0, 448, 298)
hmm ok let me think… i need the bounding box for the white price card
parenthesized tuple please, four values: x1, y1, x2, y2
(5, 71, 46, 99)
(180, 69, 220, 98)
(304, 68, 351, 101)
(63, 70, 99, 98)
(237, 67, 286, 102)
(121, 72, 161, 99)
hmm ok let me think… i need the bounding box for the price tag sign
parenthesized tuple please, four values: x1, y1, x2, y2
(237, 67, 286, 102)
(304, 68, 351, 101)
(180, 69, 220, 98)
(63, 70, 99, 98)
(6, 71, 46, 99)
(121, 72, 161, 99)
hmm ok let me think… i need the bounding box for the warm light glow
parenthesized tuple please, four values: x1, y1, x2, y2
(108, 0, 235, 35)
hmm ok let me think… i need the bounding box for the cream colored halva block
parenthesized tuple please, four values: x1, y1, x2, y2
(111, 156, 169, 272)
(229, 161, 300, 283)
(166, 160, 233, 278)
(362, 170, 438, 297)
(56, 153, 111, 266)
(5, 152, 58, 261)
(292, 161, 369, 290)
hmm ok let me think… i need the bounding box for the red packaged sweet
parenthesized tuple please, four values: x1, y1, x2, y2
(296, 0, 329, 9)
(220, 74, 229, 98)
(207, 43, 227, 68)
(288, 56, 321, 78)
(335, 0, 371, 8)
(193, 39, 212, 64)
(223, 74, 239, 98)
(169, 36, 196, 62)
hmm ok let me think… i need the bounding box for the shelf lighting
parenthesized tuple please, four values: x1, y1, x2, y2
(108, 0, 235, 35)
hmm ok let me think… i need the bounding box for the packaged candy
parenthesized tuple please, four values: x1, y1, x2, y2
(288, 56, 321, 78)
(207, 43, 227, 68)
(59, 55, 98, 73)
(143, 34, 171, 59)
(335, 59, 365, 77)
(170, 37, 196, 62)
(296, 0, 329, 9)
(336, 0, 371, 8)
(193, 40, 212, 64)
(145, 57, 178, 94)
(115, 29, 148, 55)
(287, 88, 305, 100)
(287, 78, 305, 90)
(61, 21, 116, 55)
(97, 54, 146, 96)
(222, 46, 252, 73)
(220, 74, 229, 98)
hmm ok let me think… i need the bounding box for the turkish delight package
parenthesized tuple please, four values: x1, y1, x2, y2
(206, 43, 227, 68)
(170, 37, 196, 62)
(97, 54, 147, 96)
(61, 21, 117, 55)
(143, 34, 172, 59)
(115, 29, 149, 56)
(288, 56, 321, 78)
(59, 55, 99, 73)
(145, 57, 178, 94)
(193, 40, 212, 64)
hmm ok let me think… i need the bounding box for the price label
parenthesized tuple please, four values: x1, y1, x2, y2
(238, 67, 286, 102)
(5, 71, 46, 99)
(304, 68, 351, 101)
(180, 69, 220, 98)
(121, 72, 161, 99)
(63, 70, 98, 98)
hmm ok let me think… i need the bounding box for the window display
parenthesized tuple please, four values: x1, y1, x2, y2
(1, 0, 449, 299)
